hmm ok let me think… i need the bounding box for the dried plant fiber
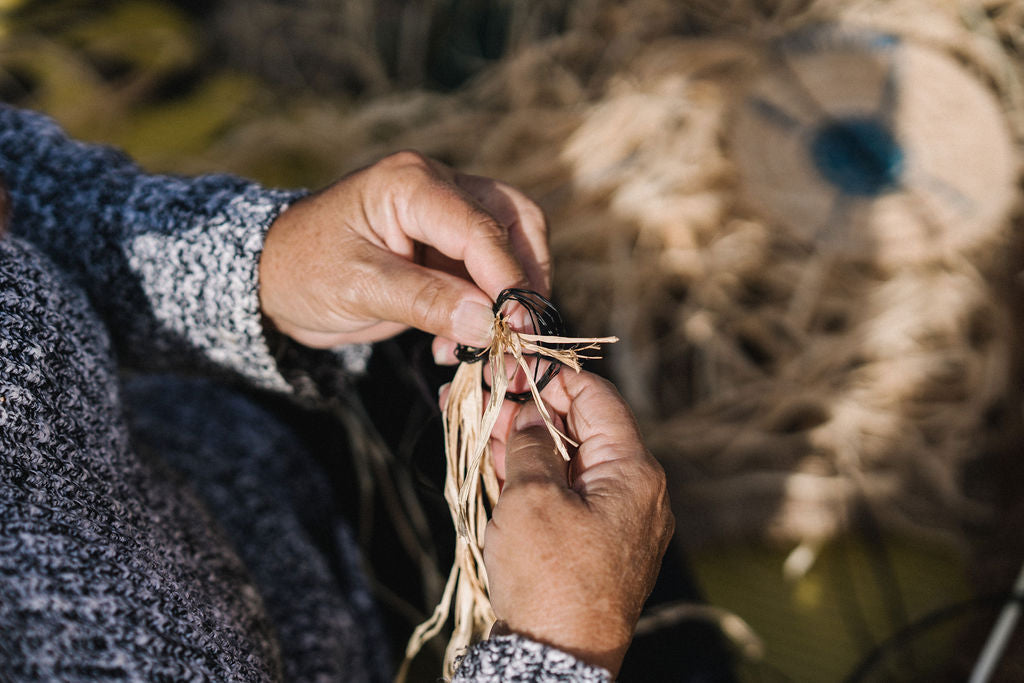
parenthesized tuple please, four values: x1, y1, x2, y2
(397, 313, 616, 681)
(13, 0, 1024, 677)
(325, 1, 1021, 555)
(193, 0, 1024, 555)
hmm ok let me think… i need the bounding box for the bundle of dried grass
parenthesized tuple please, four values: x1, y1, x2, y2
(185, 4, 1022, 673)
(45, 0, 1015, 605)
(192, 0, 1024, 559)
(14, 0, 1024, 674)
(523, 16, 1020, 551)
(397, 304, 616, 681)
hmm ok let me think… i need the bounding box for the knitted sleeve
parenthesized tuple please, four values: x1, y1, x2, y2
(0, 104, 368, 393)
(454, 635, 613, 682)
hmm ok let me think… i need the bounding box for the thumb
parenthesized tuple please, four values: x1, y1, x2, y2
(354, 250, 496, 346)
(503, 402, 568, 489)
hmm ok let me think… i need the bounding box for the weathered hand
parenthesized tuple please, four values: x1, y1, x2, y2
(483, 371, 675, 676)
(258, 151, 550, 359)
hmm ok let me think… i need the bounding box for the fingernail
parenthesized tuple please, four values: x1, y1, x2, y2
(509, 307, 532, 334)
(452, 301, 494, 346)
(433, 345, 451, 365)
(515, 402, 545, 430)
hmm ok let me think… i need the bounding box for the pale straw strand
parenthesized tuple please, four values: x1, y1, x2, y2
(397, 313, 617, 681)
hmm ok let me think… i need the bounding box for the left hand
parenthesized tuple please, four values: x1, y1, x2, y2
(258, 151, 550, 359)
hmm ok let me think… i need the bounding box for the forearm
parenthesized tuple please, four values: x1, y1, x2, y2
(0, 104, 367, 393)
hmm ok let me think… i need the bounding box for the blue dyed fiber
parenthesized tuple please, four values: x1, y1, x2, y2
(810, 117, 904, 196)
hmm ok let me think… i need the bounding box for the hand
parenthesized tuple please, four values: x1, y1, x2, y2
(258, 151, 550, 359)
(483, 371, 675, 676)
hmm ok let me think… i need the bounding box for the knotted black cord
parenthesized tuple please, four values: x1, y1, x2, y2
(454, 288, 570, 402)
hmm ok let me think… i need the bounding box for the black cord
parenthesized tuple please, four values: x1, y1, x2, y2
(454, 288, 569, 402)
(856, 502, 916, 675)
(833, 531, 882, 661)
(843, 593, 1018, 682)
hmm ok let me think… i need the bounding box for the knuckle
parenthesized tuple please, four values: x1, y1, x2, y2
(647, 456, 669, 492)
(648, 461, 675, 542)
(663, 504, 677, 541)
(469, 210, 508, 241)
(508, 427, 554, 454)
(408, 278, 449, 326)
(363, 151, 434, 203)
(521, 201, 548, 233)
(380, 149, 430, 171)
(645, 460, 669, 493)
(506, 477, 563, 506)
(634, 455, 671, 511)
(494, 180, 546, 221)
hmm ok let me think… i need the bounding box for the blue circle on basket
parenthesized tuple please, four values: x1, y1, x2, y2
(810, 117, 904, 196)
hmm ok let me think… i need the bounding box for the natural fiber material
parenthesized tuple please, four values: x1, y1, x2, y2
(37, 0, 1019, 583)
(163, 0, 1024, 560)
(12, 0, 1024, 675)
(237, 0, 1021, 558)
(731, 26, 1017, 267)
(397, 313, 616, 681)
(455, 4, 1021, 553)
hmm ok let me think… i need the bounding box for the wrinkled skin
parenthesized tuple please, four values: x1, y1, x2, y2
(259, 151, 673, 675)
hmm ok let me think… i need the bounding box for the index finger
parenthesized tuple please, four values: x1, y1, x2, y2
(454, 173, 551, 297)
(381, 153, 532, 301)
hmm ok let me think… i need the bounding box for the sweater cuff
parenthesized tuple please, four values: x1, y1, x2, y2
(124, 180, 369, 396)
(220, 185, 372, 397)
(206, 184, 301, 393)
(453, 635, 613, 682)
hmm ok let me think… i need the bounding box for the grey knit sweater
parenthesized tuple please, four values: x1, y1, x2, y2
(0, 104, 610, 682)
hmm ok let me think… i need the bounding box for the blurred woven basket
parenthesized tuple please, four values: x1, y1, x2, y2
(316, 0, 1024, 553)
(11, 0, 1020, 556)
(5, 1, 1024, 676)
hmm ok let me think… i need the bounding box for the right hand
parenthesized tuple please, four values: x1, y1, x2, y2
(483, 370, 675, 676)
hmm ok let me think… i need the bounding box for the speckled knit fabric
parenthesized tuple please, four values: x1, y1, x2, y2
(0, 104, 612, 682)
(452, 637, 611, 682)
